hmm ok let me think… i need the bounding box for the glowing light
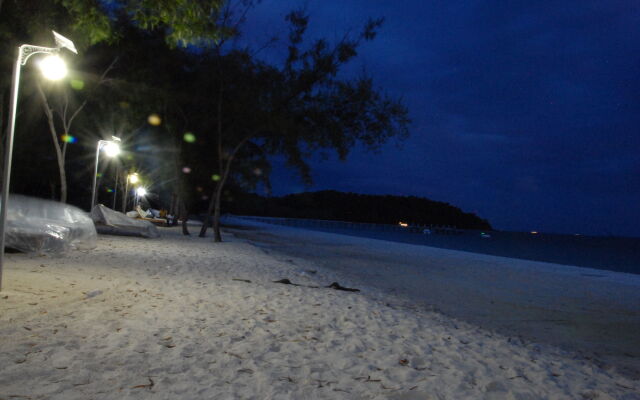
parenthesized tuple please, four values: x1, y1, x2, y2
(136, 187, 147, 197)
(211, 174, 221, 182)
(38, 55, 67, 81)
(183, 132, 196, 143)
(106, 188, 113, 193)
(399, 222, 408, 227)
(182, 167, 192, 174)
(70, 79, 84, 90)
(61, 134, 76, 143)
(531, 231, 538, 235)
(128, 173, 139, 184)
(103, 141, 120, 157)
(147, 114, 162, 126)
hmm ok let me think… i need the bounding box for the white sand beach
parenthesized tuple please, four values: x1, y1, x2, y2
(1, 221, 639, 399)
(225, 218, 640, 378)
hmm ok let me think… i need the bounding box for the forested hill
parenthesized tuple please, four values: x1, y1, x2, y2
(228, 190, 492, 230)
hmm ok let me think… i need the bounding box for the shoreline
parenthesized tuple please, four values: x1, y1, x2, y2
(224, 217, 640, 379)
(236, 216, 640, 275)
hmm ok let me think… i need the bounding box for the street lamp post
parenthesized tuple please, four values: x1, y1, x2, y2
(0, 31, 77, 291)
(90, 137, 121, 210)
(122, 172, 139, 212)
(112, 165, 120, 210)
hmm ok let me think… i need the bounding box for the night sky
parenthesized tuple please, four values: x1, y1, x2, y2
(241, 1, 640, 237)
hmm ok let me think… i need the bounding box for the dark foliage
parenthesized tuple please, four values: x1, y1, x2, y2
(226, 190, 492, 230)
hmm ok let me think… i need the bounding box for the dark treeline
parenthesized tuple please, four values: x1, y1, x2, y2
(226, 190, 492, 230)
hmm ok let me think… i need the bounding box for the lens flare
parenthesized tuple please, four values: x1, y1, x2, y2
(61, 134, 76, 143)
(147, 114, 162, 126)
(211, 174, 221, 182)
(70, 79, 84, 90)
(182, 167, 192, 174)
(183, 132, 196, 143)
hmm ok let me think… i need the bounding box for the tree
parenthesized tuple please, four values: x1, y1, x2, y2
(36, 58, 117, 202)
(197, 11, 410, 241)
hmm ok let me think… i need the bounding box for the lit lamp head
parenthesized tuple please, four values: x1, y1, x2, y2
(103, 141, 121, 157)
(38, 55, 67, 81)
(136, 187, 147, 197)
(102, 136, 121, 157)
(128, 173, 139, 184)
(36, 31, 77, 81)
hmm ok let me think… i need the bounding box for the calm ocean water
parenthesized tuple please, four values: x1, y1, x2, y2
(243, 219, 640, 275)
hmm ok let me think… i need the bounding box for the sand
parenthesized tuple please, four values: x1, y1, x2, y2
(0, 223, 639, 399)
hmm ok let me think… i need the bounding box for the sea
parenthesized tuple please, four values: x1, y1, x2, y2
(236, 217, 640, 275)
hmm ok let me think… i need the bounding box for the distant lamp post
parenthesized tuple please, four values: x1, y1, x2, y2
(90, 136, 121, 210)
(122, 172, 139, 212)
(134, 187, 147, 208)
(0, 31, 77, 291)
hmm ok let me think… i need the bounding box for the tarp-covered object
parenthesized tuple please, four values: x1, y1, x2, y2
(5, 195, 97, 254)
(91, 204, 160, 238)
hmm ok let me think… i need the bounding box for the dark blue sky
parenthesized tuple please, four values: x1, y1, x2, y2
(241, 1, 640, 237)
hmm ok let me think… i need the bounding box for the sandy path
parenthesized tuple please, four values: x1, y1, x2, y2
(0, 226, 638, 399)
(224, 218, 640, 380)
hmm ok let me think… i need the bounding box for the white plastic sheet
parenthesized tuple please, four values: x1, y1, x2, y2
(91, 204, 160, 238)
(5, 195, 97, 254)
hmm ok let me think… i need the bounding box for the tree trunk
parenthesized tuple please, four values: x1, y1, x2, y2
(199, 81, 226, 239)
(198, 186, 217, 238)
(212, 179, 224, 242)
(179, 197, 190, 235)
(58, 155, 67, 203)
(200, 137, 249, 241)
(37, 84, 67, 202)
(0, 90, 5, 176)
